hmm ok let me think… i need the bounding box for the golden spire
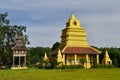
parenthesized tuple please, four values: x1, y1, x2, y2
(104, 50, 110, 58)
(44, 52, 48, 61)
(57, 49, 63, 62)
(70, 12, 77, 19)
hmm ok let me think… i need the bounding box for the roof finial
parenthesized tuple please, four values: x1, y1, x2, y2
(71, 12, 76, 19)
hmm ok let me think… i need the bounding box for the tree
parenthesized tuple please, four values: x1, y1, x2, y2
(0, 13, 30, 66)
(50, 58, 58, 69)
(113, 58, 119, 67)
(27, 47, 51, 66)
(51, 42, 60, 51)
(98, 47, 120, 67)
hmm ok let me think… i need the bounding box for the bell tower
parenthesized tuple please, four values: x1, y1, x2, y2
(11, 36, 27, 69)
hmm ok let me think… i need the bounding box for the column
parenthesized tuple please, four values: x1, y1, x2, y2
(63, 54, 65, 65)
(13, 56, 15, 67)
(96, 54, 99, 64)
(86, 54, 89, 63)
(74, 54, 77, 65)
(85, 54, 89, 68)
(24, 56, 26, 67)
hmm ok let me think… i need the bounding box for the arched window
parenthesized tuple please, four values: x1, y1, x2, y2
(73, 21, 77, 25)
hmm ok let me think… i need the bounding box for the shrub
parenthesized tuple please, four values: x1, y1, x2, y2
(92, 64, 117, 68)
(57, 65, 84, 69)
(49, 58, 58, 69)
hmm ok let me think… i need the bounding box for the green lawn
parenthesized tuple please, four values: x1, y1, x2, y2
(0, 68, 120, 80)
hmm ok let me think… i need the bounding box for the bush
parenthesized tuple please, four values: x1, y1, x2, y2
(92, 64, 117, 68)
(27, 64, 36, 68)
(57, 65, 84, 69)
(49, 58, 58, 69)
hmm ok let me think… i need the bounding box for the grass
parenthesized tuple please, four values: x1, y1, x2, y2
(0, 68, 120, 80)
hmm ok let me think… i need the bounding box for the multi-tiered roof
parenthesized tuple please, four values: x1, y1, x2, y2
(53, 13, 100, 55)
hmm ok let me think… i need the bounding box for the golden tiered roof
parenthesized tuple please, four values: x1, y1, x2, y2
(60, 13, 89, 48)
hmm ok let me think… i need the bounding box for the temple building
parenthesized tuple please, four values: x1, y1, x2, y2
(11, 36, 27, 69)
(102, 50, 112, 65)
(52, 13, 101, 68)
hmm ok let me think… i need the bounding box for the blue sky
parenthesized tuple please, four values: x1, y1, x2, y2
(0, 0, 120, 47)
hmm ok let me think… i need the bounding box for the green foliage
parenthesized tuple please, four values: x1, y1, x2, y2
(49, 58, 58, 69)
(31, 55, 40, 64)
(0, 13, 9, 26)
(113, 58, 119, 67)
(79, 59, 86, 65)
(93, 64, 117, 68)
(57, 65, 84, 69)
(51, 42, 60, 51)
(27, 47, 51, 66)
(0, 13, 29, 66)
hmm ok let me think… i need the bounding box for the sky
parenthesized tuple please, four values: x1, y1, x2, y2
(0, 0, 120, 48)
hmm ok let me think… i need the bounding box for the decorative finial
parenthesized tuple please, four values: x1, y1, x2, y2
(71, 12, 76, 19)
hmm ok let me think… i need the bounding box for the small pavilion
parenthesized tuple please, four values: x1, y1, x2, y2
(11, 36, 27, 69)
(52, 13, 101, 68)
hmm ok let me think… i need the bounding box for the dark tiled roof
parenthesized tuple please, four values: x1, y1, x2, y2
(63, 47, 100, 54)
(12, 45, 27, 50)
(51, 48, 62, 56)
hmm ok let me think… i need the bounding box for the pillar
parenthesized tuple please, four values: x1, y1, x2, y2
(13, 56, 15, 67)
(24, 56, 26, 67)
(85, 54, 91, 68)
(86, 54, 89, 63)
(74, 54, 77, 65)
(96, 54, 99, 64)
(85, 54, 88, 68)
(63, 54, 65, 65)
